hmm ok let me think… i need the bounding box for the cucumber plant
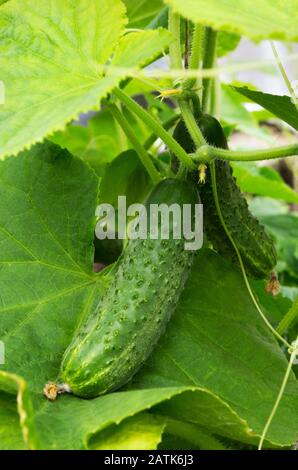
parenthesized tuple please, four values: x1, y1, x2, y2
(0, 0, 298, 452)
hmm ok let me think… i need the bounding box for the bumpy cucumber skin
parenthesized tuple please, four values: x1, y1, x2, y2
(201, 160, 277, 279)
(173, 114, 277, 279)
(61, 179, 198, 398)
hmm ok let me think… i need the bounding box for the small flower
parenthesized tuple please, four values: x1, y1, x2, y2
(198, 164, 207, 184)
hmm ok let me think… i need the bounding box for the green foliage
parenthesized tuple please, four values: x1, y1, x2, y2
(250, 198, 298, 283)
(0, 0, 172, 159)
(233, 87, 298, 131)
(232, 162, 298, 204)
(0, 0, 297, 452)
(216, 32, 240, 58)
(0, 144, 296, 449)
(100, 150, 152, 207)
(221, 85, 270, 138)
(89, 413, 166, 450)
(50, 110, 124, 177)
(124, 0, 163, 28)
(164, 0, 298, 41)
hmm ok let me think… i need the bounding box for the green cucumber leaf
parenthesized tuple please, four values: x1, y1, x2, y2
(216, 32, 240, 58)
(0, 0, 172, 159)
(50, 110, 124, 177)
(221, 85, 271, 139)
(88, 413, 167, 450)
(100, 150, 152, 207)
(252, 280, 292, 326)
(163, 0, 298, 41)
(0, 143, 297, 449)
(161, 419, 227, 450)
(124, 0, 163, 28)
(0, 140, 104, 448)
(0, 390, 26, 450)
(232, 87, 298, 131)
(50, 102, 163, 177)
(232, 162, 298, 204)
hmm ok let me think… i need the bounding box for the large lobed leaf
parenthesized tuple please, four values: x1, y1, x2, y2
(0, 0, 172, 159)
(163, 0, 298, 41)
(0, 141, 101, 403)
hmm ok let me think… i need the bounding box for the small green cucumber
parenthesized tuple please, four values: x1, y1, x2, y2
(60, 179, 199, 398)
(173, 114, 277, 279)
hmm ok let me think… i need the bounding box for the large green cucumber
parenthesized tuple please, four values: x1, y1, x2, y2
(173, 114, 277, 279)
(60, 179, 199, 398)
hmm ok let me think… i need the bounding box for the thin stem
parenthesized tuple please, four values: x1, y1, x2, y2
(210, 58, 221, 119)
(193, 143, 298, 162)
(184, 24, 204, 90)
(108, 103, 161, 185)
(210, 161, 290, 349)
(189, 25, 204, 71)
(176, 164, 187, 180)
(168, 16, 205, 159)
(114, 88, 195, 169)
(277, 294, 298, 335)
(202, 28, 218, 113)
(258, 338, 298, 450)
(102, 52, 298, 83)
(270, 41, 297, 104)
(184, 20, 190, 69)
(191, 93, 202, 118)
(168, 9, 182, 70)
(113, 104, 128, 151)
(144, 114, 180, 150)
(179, 99, 206, 148)
(168, 9, 202, 177)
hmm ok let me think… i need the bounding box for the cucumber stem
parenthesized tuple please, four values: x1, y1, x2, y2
(192, 143, 298, 162)
(179, 99, 206, 148)
(258, 338, 298, 450)
(144, 115, 180, 150)
(202, 28, 218, 113)
(270, 41, 297, 104)
(210, 58, 222, 120)
(114, 88, 195, 169)
(168, 9, 182, 70)
(108, 103, 161, 185)
(184, 24, 204, 90)
(168, 10, 206, 151)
